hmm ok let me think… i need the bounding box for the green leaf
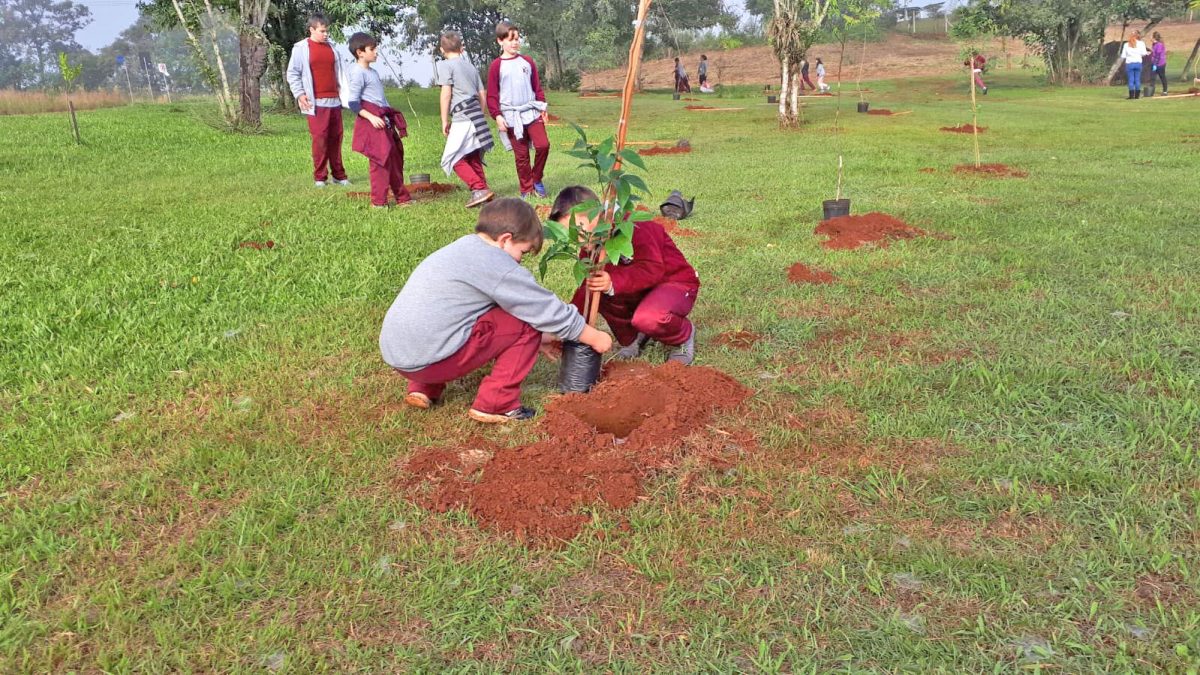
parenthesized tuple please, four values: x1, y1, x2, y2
(596, 136, 615, 160)
(619, 148, 647, 171)
(623, 173, 649, 194)
(629, 209, 656, 222)
(572, 259, 591, 286)
(543, 220, 567, 242)
(605, 229, 634, 261)
(616, 179, 630, 208)
(597, 153, 615, 175)
(569, 121, 588, 145)
(566, 150, 594, 161)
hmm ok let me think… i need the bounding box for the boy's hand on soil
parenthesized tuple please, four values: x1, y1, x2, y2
(580, 326, 613, 354)
(586, 272, 612, 293)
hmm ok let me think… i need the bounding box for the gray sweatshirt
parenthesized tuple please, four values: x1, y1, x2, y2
(380, 234, 586, 371)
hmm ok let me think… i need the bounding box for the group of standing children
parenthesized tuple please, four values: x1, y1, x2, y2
(287, 15, 551, 209)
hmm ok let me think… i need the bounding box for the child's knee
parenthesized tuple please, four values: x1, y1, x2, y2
(631, 311, 668, 335)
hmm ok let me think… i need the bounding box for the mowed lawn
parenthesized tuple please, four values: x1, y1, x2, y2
(2, 73, 1198, 671)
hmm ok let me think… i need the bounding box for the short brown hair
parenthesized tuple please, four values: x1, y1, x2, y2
(439, 31, 464, 53)
(549, 185, 599, 222)
(495, 20, 518, 41)
(476, 198, 543, 252)
(348, 32, 377, 58)
(307, 13, 329, 31)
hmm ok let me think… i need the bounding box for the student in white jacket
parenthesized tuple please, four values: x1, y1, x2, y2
(1119, 31, 1150, 99)
(287, 13, 352, 186)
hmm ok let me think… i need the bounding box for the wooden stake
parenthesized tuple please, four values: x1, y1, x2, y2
(67, 99, 82, 145)
(969, 67, 980, 168)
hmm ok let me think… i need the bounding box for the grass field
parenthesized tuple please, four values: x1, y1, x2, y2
(2, 72, 1198, 671)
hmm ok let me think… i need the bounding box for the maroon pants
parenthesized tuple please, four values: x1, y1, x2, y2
(307, 106, 347, 182)
(452, 150, 488, 191)
(506, 119, 549, 195)
(369, 136, 411, 207)
(801, 74, 816, 91)
(572, 282, 697, 347)
(398, 307, 540, 414)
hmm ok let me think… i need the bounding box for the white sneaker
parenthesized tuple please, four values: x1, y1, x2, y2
(332, 178, 351, 186)
(314, 180, 327, 188)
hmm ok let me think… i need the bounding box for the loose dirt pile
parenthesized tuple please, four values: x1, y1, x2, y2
(940, 124, 986, 133)
(714, 330, 762, 350)
(397, 362, 751, 544)
(866, 109, 894, 115)
(409, 182, 458, 194)
(641, 145, 693, 155)
(953, 163, 1028, 178)
(814, 213, 927, 250)
(787, 262, 837, 284)
(653, 215, 698, 237)
(918, 167, 937, 174)
(237, 240, 275, 250)
(684, 105, 715, 110)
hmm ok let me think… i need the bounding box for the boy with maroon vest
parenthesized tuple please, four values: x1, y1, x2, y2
(552, 186, 701, 365)
(485, 20, 550, 200)
(286, 13, 351, 187)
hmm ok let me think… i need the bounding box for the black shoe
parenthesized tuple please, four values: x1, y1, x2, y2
(468, 406, 537, 424)
(1135, 90, 1141, 99)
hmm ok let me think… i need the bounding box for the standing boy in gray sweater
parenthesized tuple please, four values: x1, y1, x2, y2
(380, 198, 612, 423)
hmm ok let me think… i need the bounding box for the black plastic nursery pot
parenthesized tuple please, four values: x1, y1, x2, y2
(557, 340, 602, 393)
(822, 198, 851, 220)
(856, 101, 870, 113)
(672, 93, 681, 100)
(1142, 86, 1154, 98)
(767, 95, 778, 104)
(409, 173, 431, 185)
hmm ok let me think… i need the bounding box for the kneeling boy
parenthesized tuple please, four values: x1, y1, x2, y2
(380, 198, 612, 423)
(551, 186, 701, 365)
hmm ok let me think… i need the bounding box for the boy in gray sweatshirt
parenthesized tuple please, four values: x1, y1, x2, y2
(380, 198, 612, 423)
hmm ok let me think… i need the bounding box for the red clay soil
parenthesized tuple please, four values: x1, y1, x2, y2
(653, 215, 698, 237)
(953, 163, 1028, 178)
(714, 330, 762, 350)
(1188, 87, 1200, 94)
(237, 240, 275, 250)
(409, 182, 458, 194)
(684, 105, 715, 110)
(918, 167, 937, 174)
(866, 109, 894, 115)
(397, 361, 751, 544)
(940, 124, 986, 133)
(787, 262, 837, 284)
(814, 212, 927, 250)
(547, 112, 561, 121)
(641, 145, 693, 155)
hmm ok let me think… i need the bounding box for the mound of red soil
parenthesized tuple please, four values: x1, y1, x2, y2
(940, 124, 986, 133)
(409, 182, 457, 194)
(918, 167, 937, 174)
(641, 145, 693, 155)
(653, 215, 698, 237)
(814, 212, 927, 250)
(714, 330, 762, 350)
(682, 97, 701, 101)
(237, 240, 275, 250)
(684, 105, 715, 110)
(579, 92, 619, 98)
(398, 362, 751, 544)
(1188, 87, 1200, 94)
(866, 109, 894, 115)
(787, 262, 837, 284)
(953, 163, 1028, 178)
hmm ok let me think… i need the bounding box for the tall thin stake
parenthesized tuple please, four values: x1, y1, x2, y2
(969, 66, 980, 167)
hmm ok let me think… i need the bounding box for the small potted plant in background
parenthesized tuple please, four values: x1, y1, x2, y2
(539, 123, 655, 392)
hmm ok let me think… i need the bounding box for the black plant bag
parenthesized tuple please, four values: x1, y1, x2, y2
(557, 340, 602, 393)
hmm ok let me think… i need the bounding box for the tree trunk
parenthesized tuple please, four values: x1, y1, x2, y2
(238, 27, 269, 128)
(778, 59, 791, 125)
(552, 36, 566, 83)
(1181, 37, 1200, 81)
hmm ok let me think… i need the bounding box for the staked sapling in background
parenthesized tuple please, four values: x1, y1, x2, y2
(58, 52, 84, 144)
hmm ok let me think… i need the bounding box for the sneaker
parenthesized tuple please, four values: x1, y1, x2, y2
(520, 192, 535, 201)
(332, 178, 352, 186)
(468, 406, 537, 424)
(666, 328, 696, 366)
(466, 189, 494, 208)
(371, 203, 389, 209)
(404, 392, 436, 409)
(614, 333, 650, 360)
(981, 87, 988, 95)
(533, 182, 547, 198)
(315, 180, 327, 188)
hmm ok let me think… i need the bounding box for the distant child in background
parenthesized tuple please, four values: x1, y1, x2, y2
(346, 32, 412, 208)
(963, 52, 987, 94)
(1149, 32, 1168, 95)
(1120, 32, 1149, 99)
(486, 20, 550, 200)
(674, 57, 691, 93)
(815, 58, 830, 93)
(436, 31, 495, 208)
(285, 13, 351, 188)
(800, 58, 816, 91)
(380, 198, 612, 423)
(697, 54, 709, 89)
(551, 186, 701, 366)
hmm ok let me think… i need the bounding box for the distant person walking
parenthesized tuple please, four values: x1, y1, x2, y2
(674, 57, 691, 93)
(815, 58, 830, 93)
(964, 52, 987, 94)
(287, 13, 352, 188)
(1149, 32, 1168, 95)
(1121, 31, 1150, 99)
(800, 58, 816, 92)
(698, 55, 708, 88)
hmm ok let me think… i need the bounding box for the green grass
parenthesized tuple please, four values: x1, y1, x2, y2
(2, 72, 1198, 671)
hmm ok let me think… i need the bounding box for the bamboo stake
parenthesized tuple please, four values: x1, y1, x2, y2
(584, 0, 653, 327)
(970, 66, 980, 168)
(67, 99, 81, 144)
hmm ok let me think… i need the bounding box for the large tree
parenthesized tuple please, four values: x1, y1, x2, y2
(0, 0, 92, 89)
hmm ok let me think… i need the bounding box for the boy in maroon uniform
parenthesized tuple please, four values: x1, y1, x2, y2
(286, 13, 351, 188)
(485, 20, 550, 199)
(346, 32, 412, 208)
(551, 186, 701, 365)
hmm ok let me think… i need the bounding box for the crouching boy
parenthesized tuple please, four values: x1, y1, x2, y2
(380, 198, 613, 423)
(551, 186, 701, 365)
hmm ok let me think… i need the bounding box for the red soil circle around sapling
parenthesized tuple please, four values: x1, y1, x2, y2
(940, 124, 986, 133)
(787, 262, 837, 284)
(684, 105, 715, 110)
(397, 362, 751, 545)
(866, 108, 894, 115)
(641, 145, 693, 155)
(953, 163, 1028, 178)
(918, 167, 937, 174)
(814, 212, 927, 250)
(714, 330, 762, 350)
(408, 182, 458, 194)
(653, 215, 698, 237)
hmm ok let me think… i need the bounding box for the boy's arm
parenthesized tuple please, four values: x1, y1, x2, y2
(285, 43, 310, 109)
(491, 267, 588, 342)
(526, 55, 546, 103)
(440, 85, 452, 136)
(485, 58, 502, 118)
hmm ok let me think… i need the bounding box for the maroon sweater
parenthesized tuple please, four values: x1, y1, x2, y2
(485, 54, 545, 120)
(592, 218, 699, 297)
(351, 100, 407, 165)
